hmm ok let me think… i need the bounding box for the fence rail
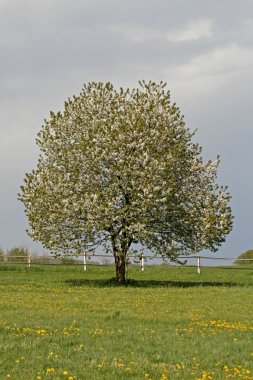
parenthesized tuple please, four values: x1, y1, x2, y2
(1, 253, 253, 273)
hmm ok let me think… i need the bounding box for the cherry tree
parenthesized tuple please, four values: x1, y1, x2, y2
(19, 81, 233, 282)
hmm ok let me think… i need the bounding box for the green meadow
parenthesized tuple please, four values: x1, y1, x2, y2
(1, 264, 253, 380)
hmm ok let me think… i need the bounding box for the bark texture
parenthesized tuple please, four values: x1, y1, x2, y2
(114, 254, 126, 282)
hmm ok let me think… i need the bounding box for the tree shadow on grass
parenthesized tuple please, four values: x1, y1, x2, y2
(65, 278, 241, 288)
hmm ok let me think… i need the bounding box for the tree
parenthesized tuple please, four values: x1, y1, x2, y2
(234, 250, 253, 265)
(7, 246, 30, 262)
(19, 81, 233, 282)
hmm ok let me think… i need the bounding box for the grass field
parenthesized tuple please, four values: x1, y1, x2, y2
(0, 263, 253, 380)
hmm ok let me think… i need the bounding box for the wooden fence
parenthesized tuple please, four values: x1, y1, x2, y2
(1, 253, 253, 273)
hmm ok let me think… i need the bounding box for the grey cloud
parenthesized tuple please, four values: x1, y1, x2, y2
(1, 0, 252, 98)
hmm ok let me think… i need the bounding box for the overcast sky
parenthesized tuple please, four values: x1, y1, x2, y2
(0, 0, 252, 261)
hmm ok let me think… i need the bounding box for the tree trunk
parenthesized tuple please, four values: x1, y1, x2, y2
(114, 254, 126, 283)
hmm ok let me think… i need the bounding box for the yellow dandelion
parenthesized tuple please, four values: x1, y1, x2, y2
(47, 368, 55, 373)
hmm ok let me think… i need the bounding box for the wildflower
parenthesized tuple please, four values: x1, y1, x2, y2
(47, 368, 55, 373)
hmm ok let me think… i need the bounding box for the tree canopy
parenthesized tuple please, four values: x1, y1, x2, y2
(19, 81, 233, 281)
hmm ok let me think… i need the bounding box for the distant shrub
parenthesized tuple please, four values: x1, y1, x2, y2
(7, 246, 30, 262)
(234, 250, 253, 265)
(0, 246, 5, 262)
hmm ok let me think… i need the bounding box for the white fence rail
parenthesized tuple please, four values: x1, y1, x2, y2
(1, 253, 253, 273)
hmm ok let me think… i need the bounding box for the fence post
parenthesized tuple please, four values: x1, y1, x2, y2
(141, 254, 144, 272)
(83, 252, 87, 271)
(197, 256, 201, 274)
(27, 254, 31, 268)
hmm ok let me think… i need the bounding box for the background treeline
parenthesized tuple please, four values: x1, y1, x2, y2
(0, 246, 83, 264)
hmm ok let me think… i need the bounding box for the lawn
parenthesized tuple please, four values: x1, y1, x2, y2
(0, 263, 253, 379)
